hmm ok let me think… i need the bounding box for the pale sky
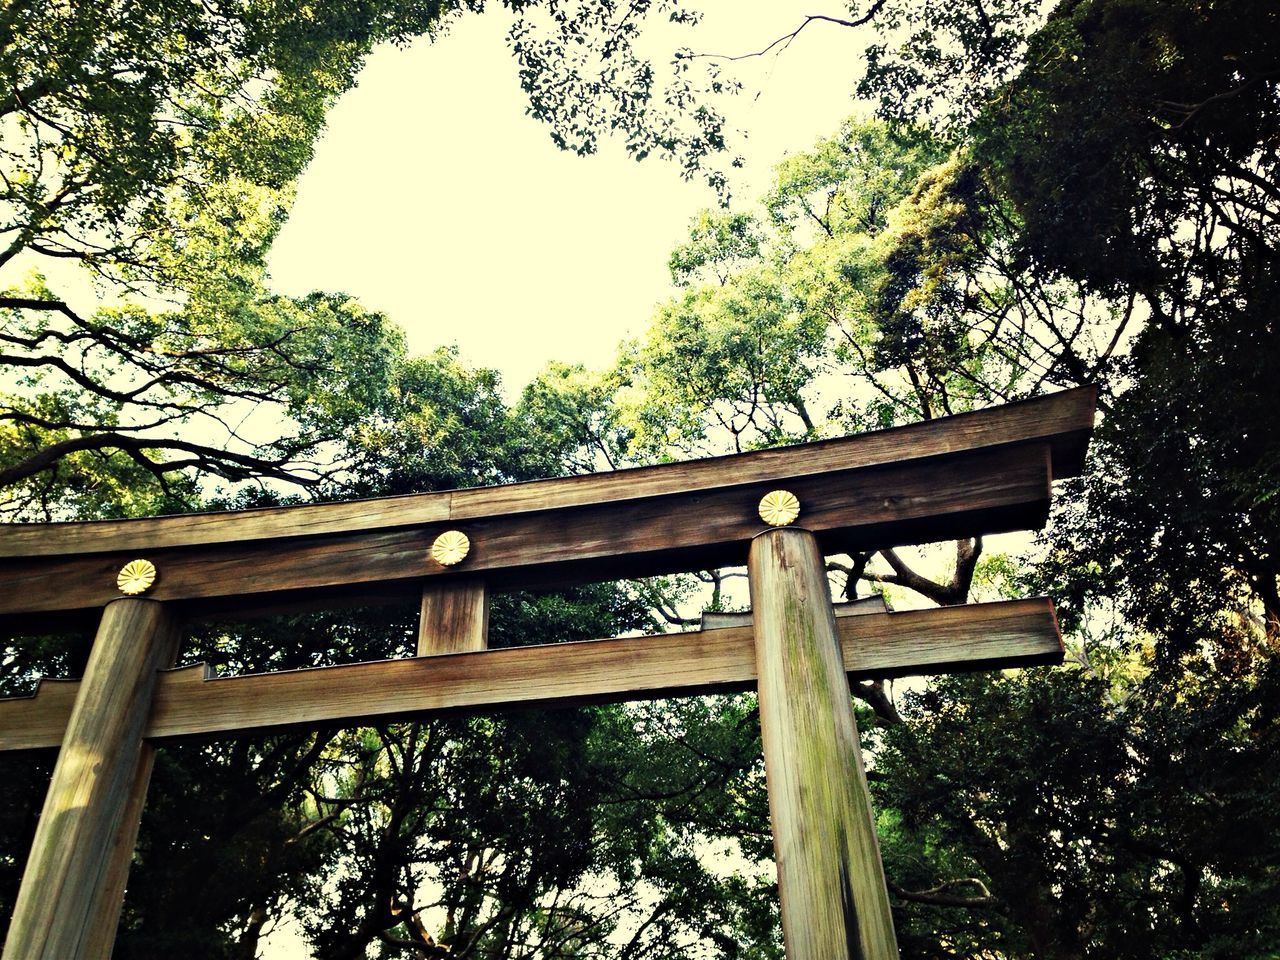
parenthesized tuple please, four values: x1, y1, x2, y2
(267, 3, 869, 394)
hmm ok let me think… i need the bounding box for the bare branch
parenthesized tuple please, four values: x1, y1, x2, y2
(0, 431, 321, 489)
(678, 5, 887, 63)
(889, 877, 998, 909)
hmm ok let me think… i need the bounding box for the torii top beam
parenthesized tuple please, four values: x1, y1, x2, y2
(0, 388, 1095, 626)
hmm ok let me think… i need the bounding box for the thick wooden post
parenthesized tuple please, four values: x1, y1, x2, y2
(3, 598, 179, 960)
(417, 578, 488, 655)
(749, 528, 898, 960)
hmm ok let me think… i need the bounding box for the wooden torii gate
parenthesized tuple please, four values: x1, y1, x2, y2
(0, 387, 1095, 960)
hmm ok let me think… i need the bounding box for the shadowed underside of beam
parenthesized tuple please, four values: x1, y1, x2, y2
(0, 598, 1062, 751)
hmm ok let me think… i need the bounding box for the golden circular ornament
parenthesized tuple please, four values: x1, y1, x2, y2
(116, 559, 158, 596)
(430, 530, 471, 567)
(758, 490, 801, 527)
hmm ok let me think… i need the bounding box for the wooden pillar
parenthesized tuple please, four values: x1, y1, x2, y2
(749, 528, 898, 960)
(417, 578, 488, 656)
(3, 598, 180, 960)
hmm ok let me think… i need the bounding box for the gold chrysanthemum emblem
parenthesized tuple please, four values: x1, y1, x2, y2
(758, 490, 801, 527)
(430, 530, 471, 567)
(116, 559, 157, 595)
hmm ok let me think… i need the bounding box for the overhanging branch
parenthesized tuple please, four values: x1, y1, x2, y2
(678, 5, 887, 63)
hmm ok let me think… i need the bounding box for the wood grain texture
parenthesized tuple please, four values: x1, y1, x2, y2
(0, 598, 1061, 750)
(0, 442, 1053, 621)
(0, 387, 1095, 560)
(0, 679, 79, 750)
(749, 527, 898, 960)
(78, 745, 159, 958)
(418, 579, 488, 655)
(2, 599, 178, 960)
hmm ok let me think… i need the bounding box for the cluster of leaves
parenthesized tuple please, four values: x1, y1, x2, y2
(506, 0, 743, 197)
(878, 638, 1280, 959)
(576, 115, 1123, 463)
(972, 0, 1280, 650)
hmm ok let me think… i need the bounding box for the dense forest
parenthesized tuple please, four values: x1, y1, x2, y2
(1, 1, 1277, 957)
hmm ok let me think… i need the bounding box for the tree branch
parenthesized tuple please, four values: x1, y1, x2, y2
(889, 878, 997, 909)
(0, 431, 320, 489)
(678, 5, 888, 63)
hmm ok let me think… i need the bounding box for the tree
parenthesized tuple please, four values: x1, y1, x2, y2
(506, 0, 743, 196)
(968, 0, 1280, 646)
(0, 196, 405, 519)
(598, 44, 1280, 942)
(0, 0, 458, 516)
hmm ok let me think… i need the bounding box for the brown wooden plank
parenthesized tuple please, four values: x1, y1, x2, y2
(2, 599, 179, 960)
(749, 527, 898, 958)
(0, 443, 1052, 620)
(0, 387, 1095, 560)
(418, 579, 488, 655)
(0, 679, 80, 751)
(0, 598, 1062, 751)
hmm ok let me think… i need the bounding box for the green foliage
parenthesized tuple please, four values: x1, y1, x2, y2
(859, 0, 1051, 129)
(668, 211, 763, 287)
(967, 0, 1280, 655)
(0, 0, 450, 273)
(3, 2, 1279, 958)
(764, 120, 946, 240)
(600, 5, 1280, 943)
(515, 362, 634, 473)
(612, 115, 1105, 464)
(974, 0, 1279, 293)
(611, 120, 957, 463)
(0, 0, 443, 515)
(620, 264, 826, 456)
(0, 239, 406, 518)
(342, 347, 529, 496)
(507, 0, 742, 196)
(878, 637, 1280, 959)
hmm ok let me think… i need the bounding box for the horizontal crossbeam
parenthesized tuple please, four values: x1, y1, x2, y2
(0, 388, 1095, 560)
(0, 388, 1095, 623)
(0, 597, 1062, 751)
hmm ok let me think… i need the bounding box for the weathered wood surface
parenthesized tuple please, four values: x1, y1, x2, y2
(2, 599, 178, 960)
(0, 678, 79, 752)
(0, 598, 1061, 751)
(750, 527, 898, 959)
(418, 579, 488, 655)
(0, 443, 1052, 621)
(77, 749, 158, 958)
(0, 387, 1094, 562)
